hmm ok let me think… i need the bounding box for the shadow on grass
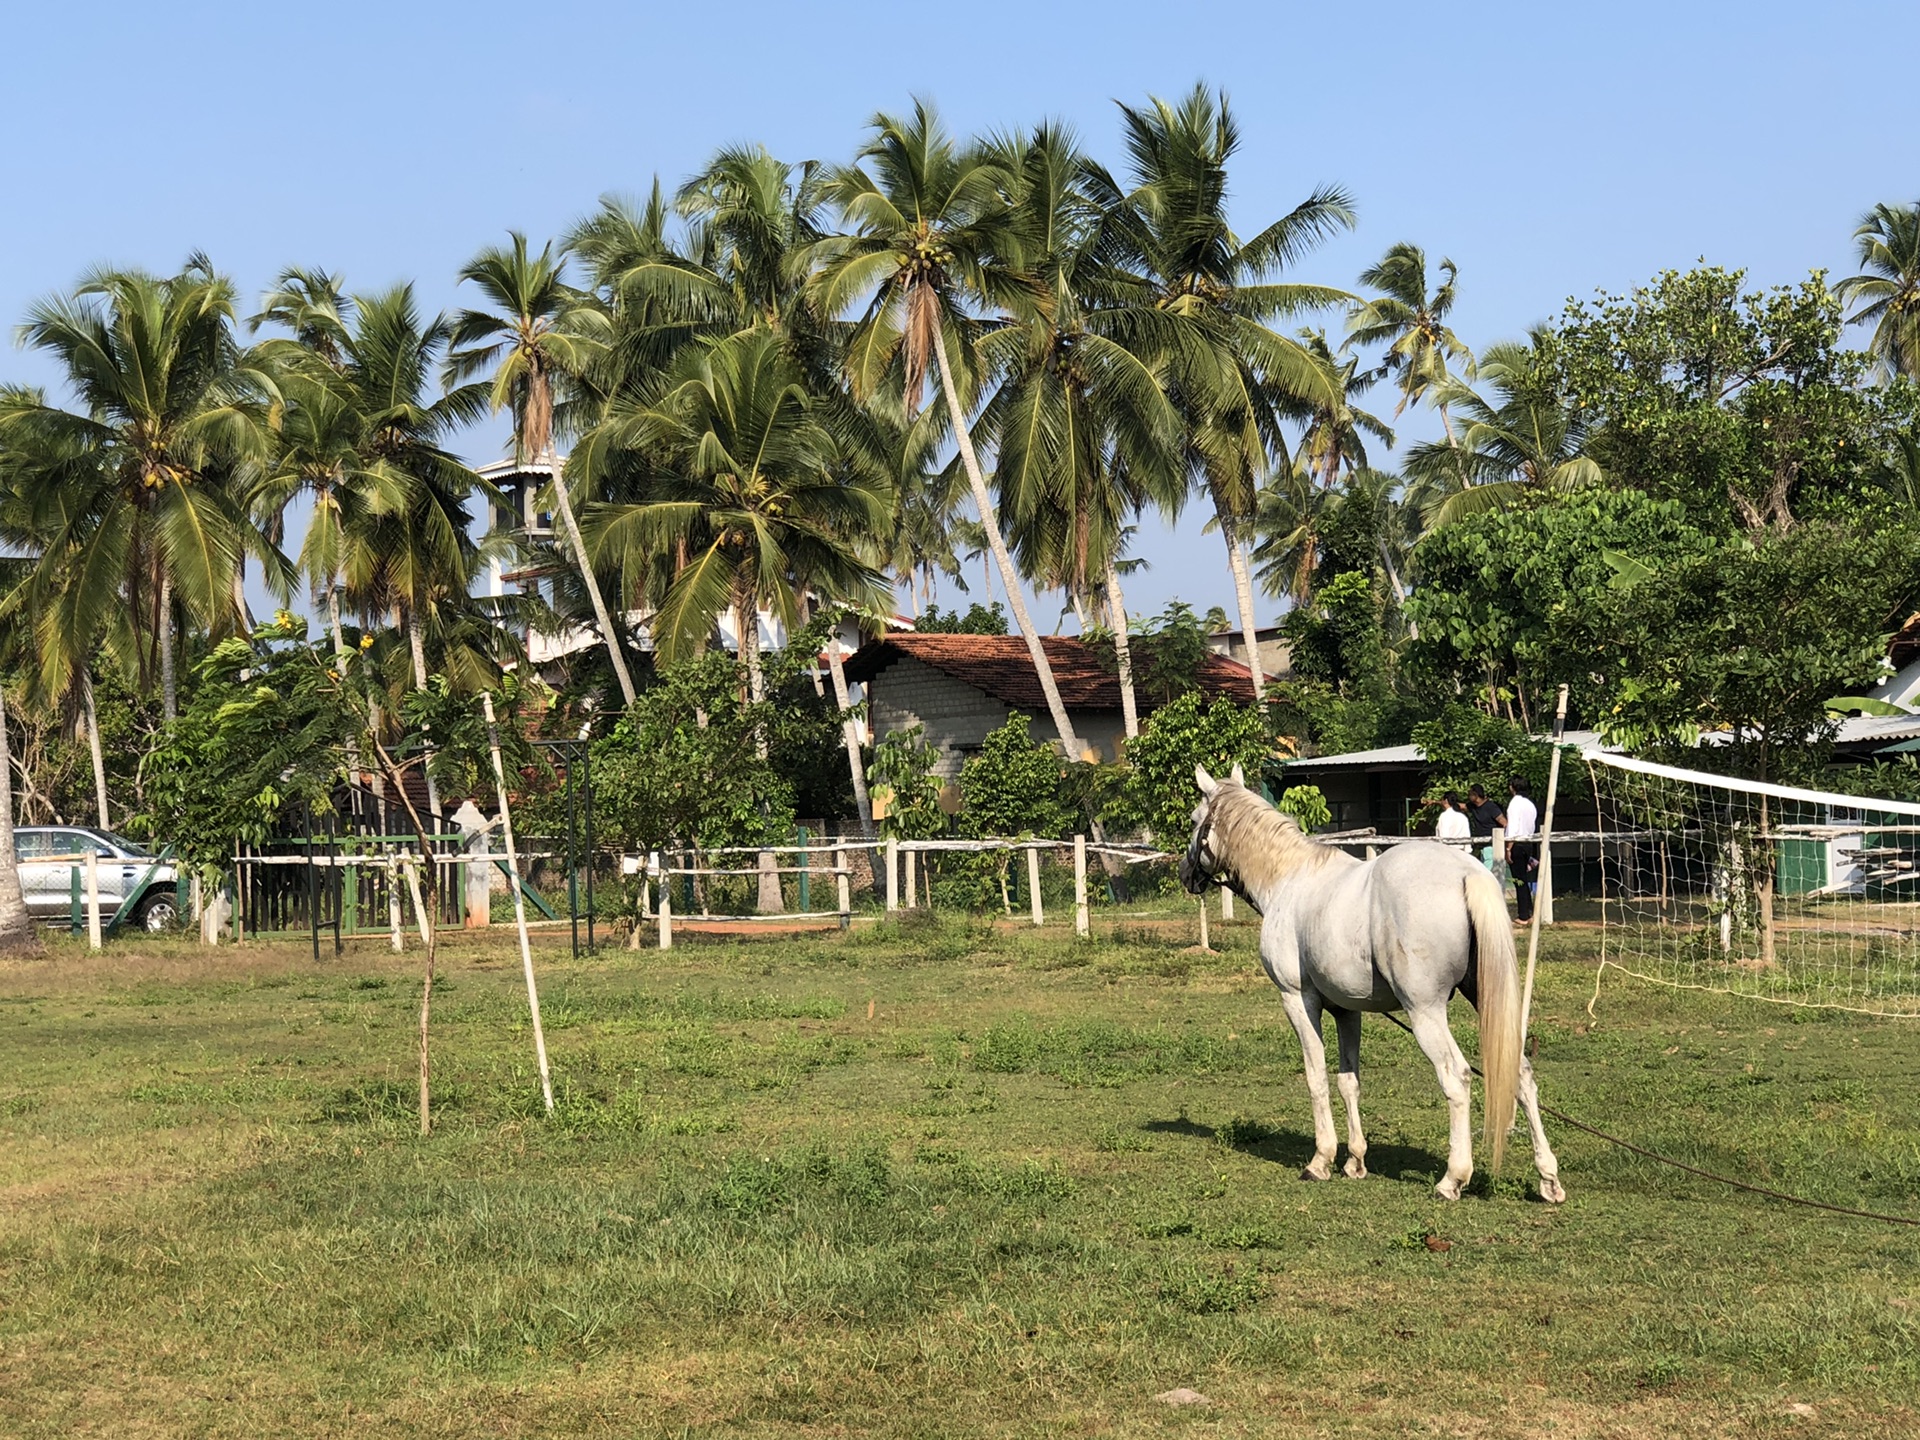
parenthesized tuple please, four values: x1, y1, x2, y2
(1141, 1114, 1443, 1184)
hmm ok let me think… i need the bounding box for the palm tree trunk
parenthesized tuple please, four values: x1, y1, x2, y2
(928, 321, 1085, 759)
(1222, 520, 1267, 695)
(82, 672, 110, 830)
(406, 604, 444, 824)
(823, 621, 879, 880)
(1378, 540, 1418, 641)
(738, 599, 783, 914)
(158, 572, 177, 723)
(0, 687, 36, 952)
(550, 469, 637, 708)
(1105, 564, 1140, 740)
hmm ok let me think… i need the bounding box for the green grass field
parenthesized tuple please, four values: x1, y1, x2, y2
(3, 912, 1917, 1438)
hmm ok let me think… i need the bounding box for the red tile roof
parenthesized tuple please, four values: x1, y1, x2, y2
(841, 634, 1257, 712)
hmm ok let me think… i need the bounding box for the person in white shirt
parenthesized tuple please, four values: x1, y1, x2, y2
(1505, 777, 1540, 921)
(1435, 792, 1472, 842)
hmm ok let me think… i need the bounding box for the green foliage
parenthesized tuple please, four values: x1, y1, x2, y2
(138, 619, 354, 876)
(1407, 705, 1550, 828)
(1555, 267, 1908, 531)
(867, 724, 944, 841)
(1275, 784, 1331, 831)
(1276, 570, 1400, 754)
(589, 653, 795, 852)
(1407, 489, 1719, 723)
(913, 602, 1008, 635)
(1082, 602, 1226, 708)
(958, 714, 1072, 840)
(1113, 691, 1269, 843)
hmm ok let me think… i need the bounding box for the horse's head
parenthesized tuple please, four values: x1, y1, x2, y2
(1179, 762, 1245, 894)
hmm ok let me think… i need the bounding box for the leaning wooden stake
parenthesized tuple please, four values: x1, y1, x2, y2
(483, 694, 554, 1116)
(1521, 684, 1569, 1040)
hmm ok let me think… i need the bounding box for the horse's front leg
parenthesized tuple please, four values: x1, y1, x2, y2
(1332, 1007, 1367, 1178)
(1276, 988, 1338, 1181)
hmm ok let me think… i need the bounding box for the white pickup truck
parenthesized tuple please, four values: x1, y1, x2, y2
(12, 827, 180, 931)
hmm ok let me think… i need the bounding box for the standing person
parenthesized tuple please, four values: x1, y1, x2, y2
(1466, 784, 1505, 874)
(1435, 791, 1471, 843)
(1506, 776, 1540, 923)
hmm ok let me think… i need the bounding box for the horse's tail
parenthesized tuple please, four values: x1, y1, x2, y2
(1465, 867, 1521, 1174)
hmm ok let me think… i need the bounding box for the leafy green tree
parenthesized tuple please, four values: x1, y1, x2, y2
(914, 601, 1008, 633)
(1276, 784, 1331, 831)
(958, 713, 1073, 838)
(1554, 267, 1888, 532)
(1406, 487, 1716, 725)
(866, 723, 944, 841)
(1115, 689, 1269, 844)
(1837, 202, 1920, 382)
(1083, 600, 1221, 708)
(1277, 569, 1396, 754)
(1407, 704, 1549, 829)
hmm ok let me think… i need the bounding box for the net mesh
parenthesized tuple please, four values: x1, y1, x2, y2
(1583, 751, 1920, 1017)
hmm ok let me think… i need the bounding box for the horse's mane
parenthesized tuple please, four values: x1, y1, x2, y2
(1207, 783, 1343, 894)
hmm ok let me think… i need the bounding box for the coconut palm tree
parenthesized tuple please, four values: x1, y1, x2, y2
(0, 260, 284, 834)
(1837, 202, 1920, 382)
(809, 102, 1092, 760)
(1404, 332, 1602, 524)
(0, 682, 29, 952)
(978, 122, 1185, 738)
(1091, 85, 1355, 694)
(1285, 328, 1394, 490)
(1346, 243, 1475, 432)
(448, 234, 633, 704)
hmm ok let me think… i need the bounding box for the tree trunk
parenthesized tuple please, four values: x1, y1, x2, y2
(823, 620, 881, 887)
(1105, 564, 1140, 741)
(327, 581, 369, 831)
(158, 571, 177, 723)
(928, 320, 1085, 759)
(1378, 539, 1418, 641)
(737, 597, 783, 915)
(82, 673, 110, 830)
(1222, 521, 1267, 695)
(406, 604, 444, 824)
(0, 688, 36, 953)
(550, 466, 637, 707)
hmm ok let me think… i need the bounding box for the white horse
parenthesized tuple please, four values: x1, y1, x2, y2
(1180, 765, 1564, 1203)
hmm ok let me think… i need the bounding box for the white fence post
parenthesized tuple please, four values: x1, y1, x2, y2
(1220, 884, 1234, 922)
(837, 865, 851, 931)
(85, 849, 102, 951)
(904, 845, 918, 909)
(658, 867, 673, 950)
(1073, 834, 1089, 937)
(885, 838, 899, 913)
(1027, 845, 1044, 926)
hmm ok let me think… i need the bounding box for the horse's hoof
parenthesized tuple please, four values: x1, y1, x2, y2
(1342, 1155, 1368, 1179)
(1433, 1177, 1463, 1202)
(1300, 1160, 1333, 1182)
(1539, 1176, 1566, 1204)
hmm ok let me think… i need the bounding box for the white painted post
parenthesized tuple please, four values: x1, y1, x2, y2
(1073, 834, 1089, 937)
(1027, 845, 1044, 926)
(905, 846, 918, 909)
(658, 869, 673, 950)
(482, 693, 553, 1116)
(837, 867, 851, 931)
(387, 843, 404, 953)
(85, 848, 102, 951)
(408, 857, 432, 949)
(1220, 884, 1234, 922)
(885, 838, 899, 912)
(1198, 894, 1210, 951)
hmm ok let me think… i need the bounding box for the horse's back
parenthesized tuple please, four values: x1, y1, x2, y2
(1363, 841, 1492, 1003)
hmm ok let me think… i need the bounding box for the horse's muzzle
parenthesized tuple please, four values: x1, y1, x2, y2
(1178, 848, 1209, 895)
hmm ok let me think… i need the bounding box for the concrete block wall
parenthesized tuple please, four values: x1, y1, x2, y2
(868, 657, 1013, 779)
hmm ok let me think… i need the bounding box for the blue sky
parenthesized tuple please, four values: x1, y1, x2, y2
(3, 0, 1915, 625)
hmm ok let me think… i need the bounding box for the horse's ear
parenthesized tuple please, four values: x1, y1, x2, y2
(1229, 762, 1245, 787)
(1195, 765, 1219, 796)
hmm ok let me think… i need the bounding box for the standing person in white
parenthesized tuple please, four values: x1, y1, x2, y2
(1504, 777, 1540, 922)
(1435, 792, 1472, 843)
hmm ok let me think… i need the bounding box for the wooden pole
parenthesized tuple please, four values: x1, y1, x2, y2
(1521, 684, 1570, 1040)
(1220, 883, 1234, 922)
(905, 846, 918, 909)
(387, 842, 404, 952)
(1073, 834, 1089, 937)
(885, 838, 899, 912)
(1027, 845, 1044, 926)
(483, 694, 554, 1116)
(85, 848, 102, 951)
(1198, 893, 1210, 951)
(658, 866, 673, 950)
(837, 865, 851, 931)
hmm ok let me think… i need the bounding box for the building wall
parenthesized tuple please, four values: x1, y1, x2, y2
(867, 656, 1131, 777)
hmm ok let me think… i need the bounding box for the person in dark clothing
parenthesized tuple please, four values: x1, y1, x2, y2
(1465, 784, 1505, 874)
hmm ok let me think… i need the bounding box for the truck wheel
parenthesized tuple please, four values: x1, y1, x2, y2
(136, 892, 179, 932)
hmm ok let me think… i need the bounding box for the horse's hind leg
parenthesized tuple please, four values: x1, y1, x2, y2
(1277, 989, 1338, 1181)
(1333, 1008, 1367, 1178)
(1518, 1053, 1566, 1203)
(1406, 1003, 1474, 1200)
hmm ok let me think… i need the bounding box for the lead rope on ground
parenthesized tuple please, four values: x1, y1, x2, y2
(1372, 1011, 1920, 1229)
